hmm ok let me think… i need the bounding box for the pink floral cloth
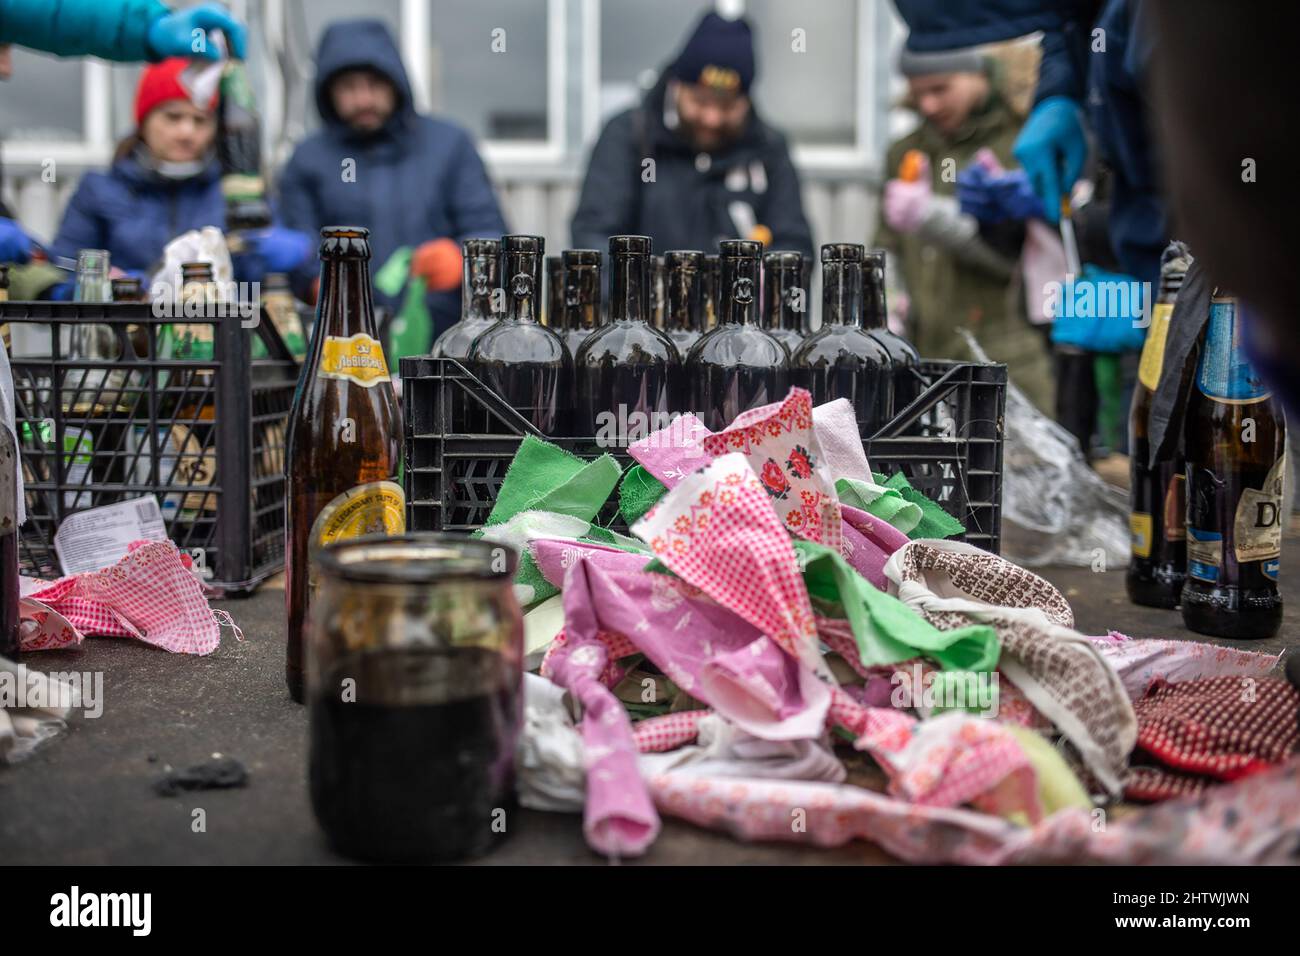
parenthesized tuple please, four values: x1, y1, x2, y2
(633, 451, 827, 680)
(700, 388, 842, 551)
(838, 504, 910, 590)
(1090, 632, 1282, 700)
(19, 541, 229, 655)
(628, 413, 714, 488)
(632, 711, 709, 753)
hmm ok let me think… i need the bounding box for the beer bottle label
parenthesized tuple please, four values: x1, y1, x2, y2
(320, 333, 390, 388)
(1163, 474, 1186, 541)
(1233, 454, 1284, 567)
(1130, 512, 1153, 559)
(1137, 302, 1173, 391)
(1197, 298, 1271, 404)
(308, 480, 406, 549)
(1186, 528, 1223, 583)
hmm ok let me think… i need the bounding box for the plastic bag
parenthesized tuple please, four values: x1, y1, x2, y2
(959, 331, 1129, 568)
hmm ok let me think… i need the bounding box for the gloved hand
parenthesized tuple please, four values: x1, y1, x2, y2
(957, 164, 1046, 224)
(882, 153, 933, 235)
(147, 4, 248, 61)
(246, 227, 313, 273)
(1012, 96, 1087, 225)
(410, 238, 462, 292)
(1050, 264, 1147, 353)
(0, 217, 34, 264)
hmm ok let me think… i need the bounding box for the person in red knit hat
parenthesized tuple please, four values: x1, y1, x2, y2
(51, 57, 311, 283)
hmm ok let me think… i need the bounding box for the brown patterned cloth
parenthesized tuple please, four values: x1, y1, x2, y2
(883, 539, 1136, 797)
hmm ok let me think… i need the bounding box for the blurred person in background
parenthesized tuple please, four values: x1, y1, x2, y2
(276, 18, 506, 340)
(876, 45, 1054, 413)
(570, 12, 812, 258)
(49, 57, 312, 285)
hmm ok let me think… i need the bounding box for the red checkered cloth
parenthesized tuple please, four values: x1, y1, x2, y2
(22, 541, 230, 655)
(1127, 676, 1300, 794)
(632, 710, 709, 752)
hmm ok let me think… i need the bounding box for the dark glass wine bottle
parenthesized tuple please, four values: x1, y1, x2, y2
(469, 235, 572, 435)
(431, 239, 500, 361)
(762, 250, 808, 356)
(863, 249, 920, 415)
(686, 239, 789, 431)
(649, 254, 666, 329)
(576, 236, 680, 439)
(557, 249, 602, 361)
(663, 250, 705, 356)
(792, 243, 893, 435)
(702, 254, 720, 328)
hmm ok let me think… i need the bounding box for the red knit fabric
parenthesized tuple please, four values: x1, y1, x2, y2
(1132, 676, 1299, 782)
(135, 58, 218, 126)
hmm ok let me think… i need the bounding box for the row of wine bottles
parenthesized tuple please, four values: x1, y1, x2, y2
(430, 235, 920, 436)
(1128, 241, 1287, 640)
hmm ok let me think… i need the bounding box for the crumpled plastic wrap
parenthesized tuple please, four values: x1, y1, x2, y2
(959, 331, 1129, 568)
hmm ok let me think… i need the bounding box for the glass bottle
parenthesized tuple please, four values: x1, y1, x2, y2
(557, 249, 601, 361)
(576, 236, 680, 439)
(431, 239, 500, 362)
(663, 250, 705, 356)
(1181, 289, 1285, 639)
(761, 250, 807, 356)
(686, 239, 789, 431)
(469, 235, 571, 435)
(702, 254, 720, 328)
(1127, 240, 1192, 608)
(285, 226, 405, 703)
(792, 243, 893, 435)
(649, 254, 666, 330)
(863, 249, 920, 415)
(218, 59, 273, 241)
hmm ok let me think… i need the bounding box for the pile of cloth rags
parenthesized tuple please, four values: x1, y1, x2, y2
(488, 387, 1299, 863)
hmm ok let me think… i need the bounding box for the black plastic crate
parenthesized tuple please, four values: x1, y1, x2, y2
(3, 299, 299, 594)
(400, 356, 1006, 553)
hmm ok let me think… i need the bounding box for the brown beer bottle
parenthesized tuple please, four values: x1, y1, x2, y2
(1181, 289, 1286, 639)
(1127, 241, 1191, 607)
(285, 226, 404, 702)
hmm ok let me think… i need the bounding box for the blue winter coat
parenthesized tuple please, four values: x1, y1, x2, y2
(0, 0, 167, 62)
(275, 19, 507, 337)
(51, 150, 226, 274)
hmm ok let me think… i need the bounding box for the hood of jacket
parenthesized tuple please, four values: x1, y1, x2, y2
(313, 18, 415, 134)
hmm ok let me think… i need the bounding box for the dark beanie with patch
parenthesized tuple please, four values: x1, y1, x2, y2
(671, 13, 755, 95)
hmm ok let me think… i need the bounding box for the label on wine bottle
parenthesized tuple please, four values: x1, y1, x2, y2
(1137, 302, 1173, 390)
(1186, 527, 1222, 583)
(1233, 455, 1284, 564)
(309, 480, 406, 550)
(1129, 512, 1152, 559)
(320, 333, 390, 388)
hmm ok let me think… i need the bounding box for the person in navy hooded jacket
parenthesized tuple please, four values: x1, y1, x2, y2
(276, 18, 507, 338)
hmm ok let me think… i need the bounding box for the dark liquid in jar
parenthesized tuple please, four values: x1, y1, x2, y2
(310, 646, 520, 862)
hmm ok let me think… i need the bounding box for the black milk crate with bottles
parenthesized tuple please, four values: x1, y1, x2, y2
(400, 356, 1007, 553)
(1, 299, 299, 594)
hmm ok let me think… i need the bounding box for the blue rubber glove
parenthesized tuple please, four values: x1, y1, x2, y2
(247, 228, 313, 273)
(0, 218, 34, 264)
(1012, 96, 1087, 225)
(147, 4, 248, 61)
(1050, 264, 1147, 353)
(957, 165, 1046, 224)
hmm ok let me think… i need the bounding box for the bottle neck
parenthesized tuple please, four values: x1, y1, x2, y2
(464, 255, 497, 322)
(611, 253, 649, 324)
(862, 261, 887, 330)
(316, 256, 378, 341)
(720, 257, 759, 327)
(1158, 273, 1186, 304)
(822, 260, 863, 328)
(565, 266, 601, 331)
(665, 265, 703, 333)
(504, 253, 542, 324)
(765, 267, 804, 332)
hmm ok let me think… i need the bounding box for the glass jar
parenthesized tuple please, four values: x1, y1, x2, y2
(307, 533, 523, 863)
